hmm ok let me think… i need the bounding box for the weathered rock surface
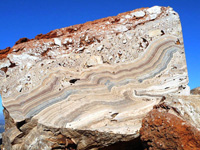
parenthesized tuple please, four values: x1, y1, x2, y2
(0, 6, 191, 149)
(191, 87, 200, 95)
(140, 95, 200, 150)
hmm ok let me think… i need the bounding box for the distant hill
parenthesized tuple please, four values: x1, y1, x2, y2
(191, 87, 200, 95)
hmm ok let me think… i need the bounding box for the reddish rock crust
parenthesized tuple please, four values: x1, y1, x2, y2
(0, 47, 12, 60)
(140, 109, 200, 150)
(0, 7, 166, 60)
(15, 37, 30, 45)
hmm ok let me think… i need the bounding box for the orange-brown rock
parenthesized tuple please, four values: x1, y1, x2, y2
(0, 47, 12, 60)
(140, 98, 200, 150)
(15, 37, 30, 45)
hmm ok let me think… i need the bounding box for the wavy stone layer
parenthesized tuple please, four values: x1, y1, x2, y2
(0, 6, 189, 149)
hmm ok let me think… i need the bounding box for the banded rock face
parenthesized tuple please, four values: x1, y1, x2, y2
(0, 6, 189, 149)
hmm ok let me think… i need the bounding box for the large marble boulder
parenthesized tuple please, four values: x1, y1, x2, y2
(0, 6, 190, 149)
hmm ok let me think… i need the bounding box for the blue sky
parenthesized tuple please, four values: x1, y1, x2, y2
(0, 0, 200, 115)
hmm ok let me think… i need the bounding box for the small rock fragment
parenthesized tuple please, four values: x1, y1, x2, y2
(132, 11, 145, 18)
(86, 56, 103, 67)
(148, 30, 163, 37)
(97, 45, 104, 51)
(147, 6, 162, 15)
(122, 39, 127, 44)
(54, 38, 62, 47)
